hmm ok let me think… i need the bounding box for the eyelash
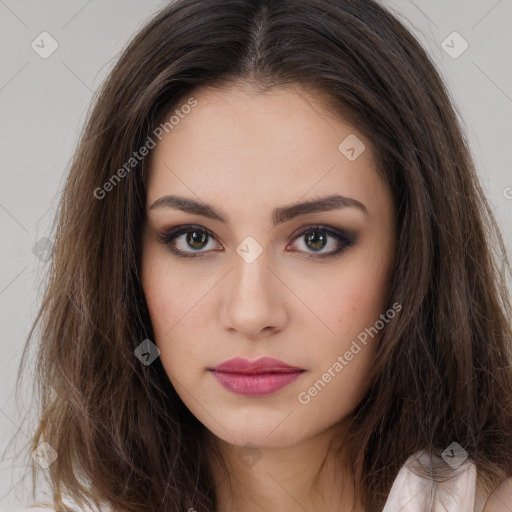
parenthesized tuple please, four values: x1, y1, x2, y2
(157, 224, 356, 260)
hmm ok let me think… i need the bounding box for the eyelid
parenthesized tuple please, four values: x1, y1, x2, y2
(157, 224, 218, 243)
(290, 224, 356, 245)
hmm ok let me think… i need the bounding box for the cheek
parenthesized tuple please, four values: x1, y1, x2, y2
(141, 244, 200, 335)
(140, 247, 213, 376)
(141, 253, 173, 334)
(301, 248, 395, 398)
(308, 255, 394, 339)
(297, 268, 393, 414)
(141, 248, 188, 354)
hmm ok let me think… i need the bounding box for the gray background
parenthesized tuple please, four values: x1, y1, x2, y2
(0, 1, 511, 510)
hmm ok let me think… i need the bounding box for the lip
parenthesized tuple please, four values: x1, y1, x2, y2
(209, 356, 304, 373)
(208, 357, 305, 397)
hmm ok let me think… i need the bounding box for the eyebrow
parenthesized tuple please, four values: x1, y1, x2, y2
(149, 193, 369, 226)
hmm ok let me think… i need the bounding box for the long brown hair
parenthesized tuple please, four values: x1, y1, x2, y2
(12, 0, 512, 511)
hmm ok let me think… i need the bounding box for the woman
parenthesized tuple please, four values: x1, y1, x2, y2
(13, 0, 512, 511)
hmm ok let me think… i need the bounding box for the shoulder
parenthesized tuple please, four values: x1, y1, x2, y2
(482, 477, 512, 512)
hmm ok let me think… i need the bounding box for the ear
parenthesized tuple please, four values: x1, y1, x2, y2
(482, 477, 512, 512)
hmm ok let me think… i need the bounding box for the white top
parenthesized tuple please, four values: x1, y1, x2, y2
(382, 450, 486, 512)
(14, 450, 488, 511)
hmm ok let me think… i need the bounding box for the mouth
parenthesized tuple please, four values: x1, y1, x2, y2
(207, 357, 306, 397)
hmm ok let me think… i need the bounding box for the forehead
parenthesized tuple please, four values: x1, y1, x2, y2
(146, 82, 388, 219)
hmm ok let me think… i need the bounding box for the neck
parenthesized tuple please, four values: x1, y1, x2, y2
(204, 422, 364, 512)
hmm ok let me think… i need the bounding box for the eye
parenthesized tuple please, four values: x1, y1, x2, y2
(157, 224, 355, 259)
(157, 225, 221, 259)
(287, 225, 355, 259)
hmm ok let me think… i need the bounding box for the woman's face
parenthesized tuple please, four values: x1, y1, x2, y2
(141, 83, 396, 450)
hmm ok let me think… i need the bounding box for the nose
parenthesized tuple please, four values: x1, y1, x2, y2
(219, 248, 288, 339)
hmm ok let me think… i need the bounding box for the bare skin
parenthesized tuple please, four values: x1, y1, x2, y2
(141, 82, 397, 511)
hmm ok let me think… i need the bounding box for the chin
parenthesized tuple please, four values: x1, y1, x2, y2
(207, 419, 307, 451)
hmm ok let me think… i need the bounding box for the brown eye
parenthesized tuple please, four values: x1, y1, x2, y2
(289, 225, 355, 259)
(303, 230, 328, 252)
(185, 230, 209, 250)
(157, 225, 221, 259)
(158, 224, 355, 260)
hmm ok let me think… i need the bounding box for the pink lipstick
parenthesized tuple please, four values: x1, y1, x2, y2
(208, 357, 305, 397)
